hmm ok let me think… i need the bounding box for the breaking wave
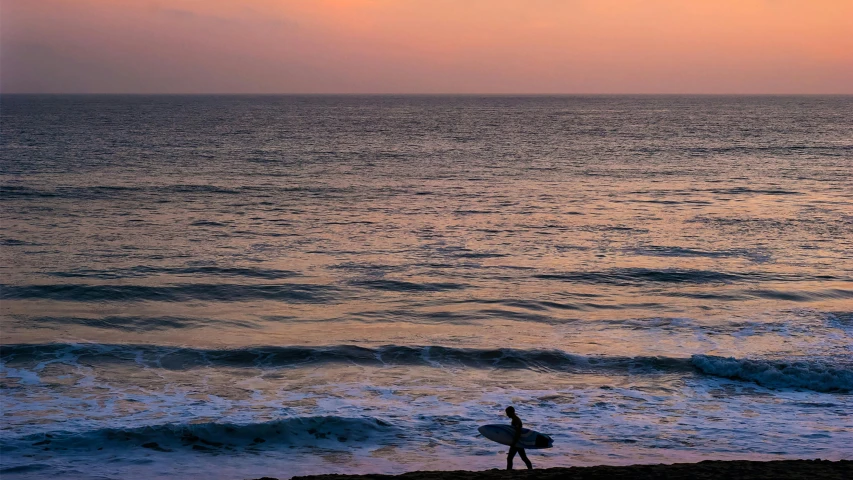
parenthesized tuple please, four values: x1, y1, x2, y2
(691, 355, 853, 393)
(3, 344, 850, 393)
(0, 343, 693, 373)
(1, 416, 397, 453)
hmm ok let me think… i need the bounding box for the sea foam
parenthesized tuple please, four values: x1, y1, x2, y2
(690, 355, 853, 393)
(3, 416, 397, 453)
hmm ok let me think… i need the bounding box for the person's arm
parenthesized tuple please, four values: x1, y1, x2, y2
(511, 419, 522, 447)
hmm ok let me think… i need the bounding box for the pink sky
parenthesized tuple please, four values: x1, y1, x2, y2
(2, 0, 852, 93)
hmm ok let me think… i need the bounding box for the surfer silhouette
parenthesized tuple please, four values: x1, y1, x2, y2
(505, 406, 533, 470)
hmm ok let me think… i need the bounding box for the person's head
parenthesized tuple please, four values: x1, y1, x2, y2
(505, 406, 515, 417)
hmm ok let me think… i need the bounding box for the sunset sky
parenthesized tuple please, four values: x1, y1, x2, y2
(2, 0, 852, 94)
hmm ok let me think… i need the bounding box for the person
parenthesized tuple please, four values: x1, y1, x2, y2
(505, 406, 533, 470)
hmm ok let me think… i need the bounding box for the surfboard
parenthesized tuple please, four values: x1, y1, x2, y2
(478, 424, 553, 449)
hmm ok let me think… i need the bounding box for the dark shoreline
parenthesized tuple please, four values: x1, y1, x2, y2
(259, 460, 852, 480)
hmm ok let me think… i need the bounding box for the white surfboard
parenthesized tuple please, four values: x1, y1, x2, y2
(478, 424, 553, 449)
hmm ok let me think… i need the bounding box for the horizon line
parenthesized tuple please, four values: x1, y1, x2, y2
(3, 92, 853, 96)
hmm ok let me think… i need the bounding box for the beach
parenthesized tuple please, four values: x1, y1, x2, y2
(283, 460, 852, 480)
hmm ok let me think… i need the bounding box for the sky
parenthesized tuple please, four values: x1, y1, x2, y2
(1, 0, 852, 94)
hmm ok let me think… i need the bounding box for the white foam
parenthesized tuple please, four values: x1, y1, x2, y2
(691, 354, 853, 393)
(0, 366, 41, 385)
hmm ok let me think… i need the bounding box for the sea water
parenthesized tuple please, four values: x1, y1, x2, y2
(1, 95, 851, 478)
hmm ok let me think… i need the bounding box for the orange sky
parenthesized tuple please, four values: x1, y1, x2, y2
(2, 0, 852, 93)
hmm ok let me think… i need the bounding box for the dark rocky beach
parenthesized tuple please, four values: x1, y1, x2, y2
(261, 460, 851, 480)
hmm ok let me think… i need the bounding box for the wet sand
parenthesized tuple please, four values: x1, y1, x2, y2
(261, 459, 851, 480)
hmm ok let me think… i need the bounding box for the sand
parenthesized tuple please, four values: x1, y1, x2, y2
(252, 459, 851, 480)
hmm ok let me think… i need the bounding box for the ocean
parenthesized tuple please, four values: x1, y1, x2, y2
(1, 95, 851, 478)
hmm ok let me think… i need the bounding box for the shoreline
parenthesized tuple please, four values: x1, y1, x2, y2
(262, 460, 852, 480)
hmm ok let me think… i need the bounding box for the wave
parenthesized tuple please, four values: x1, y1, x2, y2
(0, 283, 338, 302)
(0, 343, 693, 373)
(682, 145, 852, 156)
(1, 184, 236, 200)
(690, 355, 852, 393)
(350, 279, 467, 292)
(46, 266, 301, 280)
(1, 278, 474, 300)
(1, 416, 396, 453)
(3, 344, 849, 393)
(18, 315, 257, 332)
(0, 184, 352, 201)
(745, 288, 853, 301)
(627, 245, 772, 263)
(532, 268, 843, 286)
(706, 187, 804, 196)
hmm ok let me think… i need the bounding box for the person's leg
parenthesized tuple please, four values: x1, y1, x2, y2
(507, 446, 518, 470)
(518, 448, 532, 469)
